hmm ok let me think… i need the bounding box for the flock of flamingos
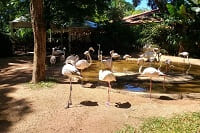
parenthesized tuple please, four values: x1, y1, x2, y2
(49, 44, 190, 108)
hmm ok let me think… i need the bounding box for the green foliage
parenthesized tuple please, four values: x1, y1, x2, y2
(44, 0, 111, 26)
(0, 0, 29, 32)
(108, 8, 124, 22)
(166, 4, 177, 16)
(0, 32, 13, 57)
(107, 0, 135, 22)
(91, 22, 142, 54)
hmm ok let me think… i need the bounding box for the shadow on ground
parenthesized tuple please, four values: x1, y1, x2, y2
(80, 101, 98, 106)
(0, 87, 33, 132)
(115, 102, 131, 109)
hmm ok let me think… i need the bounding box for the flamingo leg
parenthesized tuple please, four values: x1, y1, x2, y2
(107, 81, 111, 106)
(65, 78, 72, 109)
(163, 75, 166, 92)
(81, 69, 83, 85)
(150, 78, 152, 99)
(165, 65, 168, 73)
(51, 64, 54, 76)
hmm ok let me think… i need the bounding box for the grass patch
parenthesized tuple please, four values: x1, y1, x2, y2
(25, 77, 56, 89)
(116, 112, 200, 133)
(116, 124, 136, 133)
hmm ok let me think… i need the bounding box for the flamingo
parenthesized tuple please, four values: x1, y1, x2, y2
(60, 47, 66, 62)
(62, 63, 82, 108)
(164, 59, 175, 73)
(110, 50, 120, 60)
(50, 50, 57, 75)
(123, 54, 131, 60)
(75, 47, 94, 83)
(50, 55, 56, 66)
(137, 57, 145, 73)
(141, 67, 165, 98)
(75, 48, 93, 70)
(101, 51, 113, 71)
(178, 52, 191, 74)
(140, 50, 156, 62)
(178, 52, 189, 63)
(65, 54, 79, 66)
(102, 58, 112, 71)
(52, 47, 65, 56)
(99, 70, 116, 105)
(85, 47, 95, 61)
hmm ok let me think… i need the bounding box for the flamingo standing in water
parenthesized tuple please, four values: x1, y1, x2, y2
(102, 51, 113, 71)
(75, 47, 94, 83)
(179, 52, 189, 63)
(141, 67, 166, 98)
(62, 63, 82, 108)
(164, 59, 175, 73)
(178, 52, 191, 74)
(65, 54, 79, 66)
(75, 47, 94, 71)
(123, 54, 131, 61)
(137, 57, 145, 73)
(110, 50, 120, 60)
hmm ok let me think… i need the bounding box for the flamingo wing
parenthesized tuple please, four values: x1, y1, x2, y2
(75, 59, 89, 70)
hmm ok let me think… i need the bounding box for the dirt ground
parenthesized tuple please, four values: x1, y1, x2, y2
(0, 55, 200, 133)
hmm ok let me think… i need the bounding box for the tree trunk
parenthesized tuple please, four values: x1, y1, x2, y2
(30, 0, 46, 83)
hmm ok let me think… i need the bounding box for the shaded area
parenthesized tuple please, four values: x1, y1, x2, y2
(80, 100, 98, 106)
(115, 102, 131, 109)
(0, 56, 32, 87)
(0, 87, 32, 132)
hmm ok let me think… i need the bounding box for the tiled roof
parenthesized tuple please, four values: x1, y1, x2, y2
(122, 9, 162, 25)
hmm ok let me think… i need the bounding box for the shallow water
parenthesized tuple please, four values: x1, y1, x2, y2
(81, 60, 200, 94)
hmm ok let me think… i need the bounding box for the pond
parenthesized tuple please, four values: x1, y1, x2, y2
(81, 60, 200, 94)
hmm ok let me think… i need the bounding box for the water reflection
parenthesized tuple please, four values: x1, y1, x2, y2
(124, 84, 146, 92)
(81, 60, 200, 94)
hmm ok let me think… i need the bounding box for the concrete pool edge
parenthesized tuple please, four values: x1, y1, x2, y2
(111, 89, 200, 100)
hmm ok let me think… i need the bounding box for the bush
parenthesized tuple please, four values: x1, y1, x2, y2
(0, 33, 13, 57)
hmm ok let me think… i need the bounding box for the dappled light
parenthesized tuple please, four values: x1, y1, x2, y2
(0, 87, 33, 132)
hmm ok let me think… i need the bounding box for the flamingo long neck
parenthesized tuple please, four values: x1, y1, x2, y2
(186, 62, 191, 75)
(139, 65, 143, 74)
(158, 61, 163, 71)
(98, 45, 100, 58)
(88, 53, 92, 66)
(63, 48, 65, 57)
(52, 48, 55, 55)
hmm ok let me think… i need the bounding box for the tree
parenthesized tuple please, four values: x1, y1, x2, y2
(30, 0, 46, 83)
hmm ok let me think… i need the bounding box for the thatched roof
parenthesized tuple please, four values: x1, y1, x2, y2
(122, 9, 162, 25)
